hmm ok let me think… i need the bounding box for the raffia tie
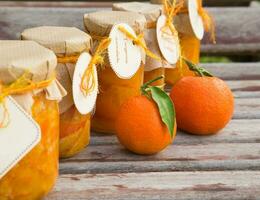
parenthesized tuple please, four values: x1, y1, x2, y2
(57, 38, 110, 96)
(178, 1, 216, 44)
(163, 0, 184, 37)
(0, 71, 55, 128)
(118, 26, 162, 61)
(162, 0, 184, 76)
(198, 4, 216, 44)
(80, 38, 111, 95)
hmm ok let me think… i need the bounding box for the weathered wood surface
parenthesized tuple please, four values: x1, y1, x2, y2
(0, 7, 260, 55)
(47, 171, 260, 200)
(51, 74, 260, 198)
(89, 119, 260, 145)
(0, 3, 259, 199)
(205, 0, 252, 6)
(0, 0, 254, 8)
(60, 142, 260, 173)
(202, 63, 260, 80)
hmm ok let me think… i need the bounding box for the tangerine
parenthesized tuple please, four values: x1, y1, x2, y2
(170, 76, 234, 135)
(115, 95, 176, 155)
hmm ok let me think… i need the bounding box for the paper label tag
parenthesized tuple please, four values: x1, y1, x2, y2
(73, 52, 98, 115)
(108, 23, 142, 79)
(0, 97, 41, 179)
(189, 0, 204, 40)
(156, 14, 180, 64)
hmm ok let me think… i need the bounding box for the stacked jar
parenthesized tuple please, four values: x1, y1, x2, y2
(21, 26, 93, 158)
(113, 2, 173, 87)
(151, 0, 206, 85)
(84, 11, 146, 133)
(0, 40, 65, 199)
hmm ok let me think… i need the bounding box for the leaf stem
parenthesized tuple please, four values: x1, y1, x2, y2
(141, 75, 164, 96)
(143, 76, 164, 88)
(183, 57, 214, 77)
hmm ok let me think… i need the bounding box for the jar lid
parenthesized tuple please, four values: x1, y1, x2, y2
(113, 2, 162, 23)
(0, 40, 57, 85)
(84, 11, 146, 37)
(21, 26, 92, 56)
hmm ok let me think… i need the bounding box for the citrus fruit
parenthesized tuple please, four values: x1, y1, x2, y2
(170, 60, 234, 135)
(115, 76, 176, 155)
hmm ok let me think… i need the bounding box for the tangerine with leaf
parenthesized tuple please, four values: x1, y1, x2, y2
(170, 59, 234, 135)
(115, 76, 176, 155)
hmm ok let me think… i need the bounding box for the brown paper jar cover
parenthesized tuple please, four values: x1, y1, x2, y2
(21, 26, 92, 114)
(0, 40, 61, 199)
(84, 11, 146, 37)
(84, 11, 146, 134)
(21, 26, 93, 158)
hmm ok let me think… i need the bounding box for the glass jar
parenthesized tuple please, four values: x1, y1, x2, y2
(0, 93, 59, 200)
(144, 68, 165, 86)
(92, 64, 144, 133)
(21, 26, 92, 158)
(84, 11, 146, 133)
(149, 0, 204, 86)
(59, 106, 90, 158)
(165, 33, 199, 85)
(113, 2, 166, 88)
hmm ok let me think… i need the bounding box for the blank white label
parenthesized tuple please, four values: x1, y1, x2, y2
(0, 96, 41, 179)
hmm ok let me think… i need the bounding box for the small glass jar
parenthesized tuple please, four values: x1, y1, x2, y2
(84, 11, 146, 133)
(92, 65, 144, 133)
(0, 40, 62, 199)
(21, 26, 92, 158)
(165, 34, 199, 85)
(113, 2, 167, 87)
(150, 0, 204, 86)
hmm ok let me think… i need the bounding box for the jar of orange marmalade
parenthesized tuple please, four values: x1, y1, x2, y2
(84, 11, 146, 133)
(113, 2, 172, 87)
(151, 0, 206, 85)
(21, 26, 93, 158)
(0, 40, 65, 200)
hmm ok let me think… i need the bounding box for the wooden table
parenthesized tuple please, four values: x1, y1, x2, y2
(0, 3, 260, 199)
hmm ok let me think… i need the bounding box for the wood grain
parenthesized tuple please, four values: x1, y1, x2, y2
(165, 80, 260, 98)
(0, 0, 253, 8)
(59, 142, 260, 173)
(204, 0, 252, 6)
(61, 143, 260, 162)
(202, 63, 260, 80)
(47, 171, 260, 200)
(89, 119, 260, 146)
(0, 7, 260, 55)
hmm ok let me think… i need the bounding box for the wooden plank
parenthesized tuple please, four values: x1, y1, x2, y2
(0, 7, 260, 55)
(201, 7, 260, 55)
(0, 1, 253, 8)
(226, 80, 260, 98)
(119, 97, 260, 119)
(89, 119, 260, 146)
(47, 171, 260, 200)
(59, 159, 260, 174)
(202, 63, 260, 80)
(204, 0, 251, 6)
(0, 1, 113, 8)
(59, 142, 260, 173)
(61, 143, 260, 162)
(165, 80, 260, 98)
(234, 98, 260, 119)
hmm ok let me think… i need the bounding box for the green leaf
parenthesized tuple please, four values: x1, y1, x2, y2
(150, 86, 175, 138)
